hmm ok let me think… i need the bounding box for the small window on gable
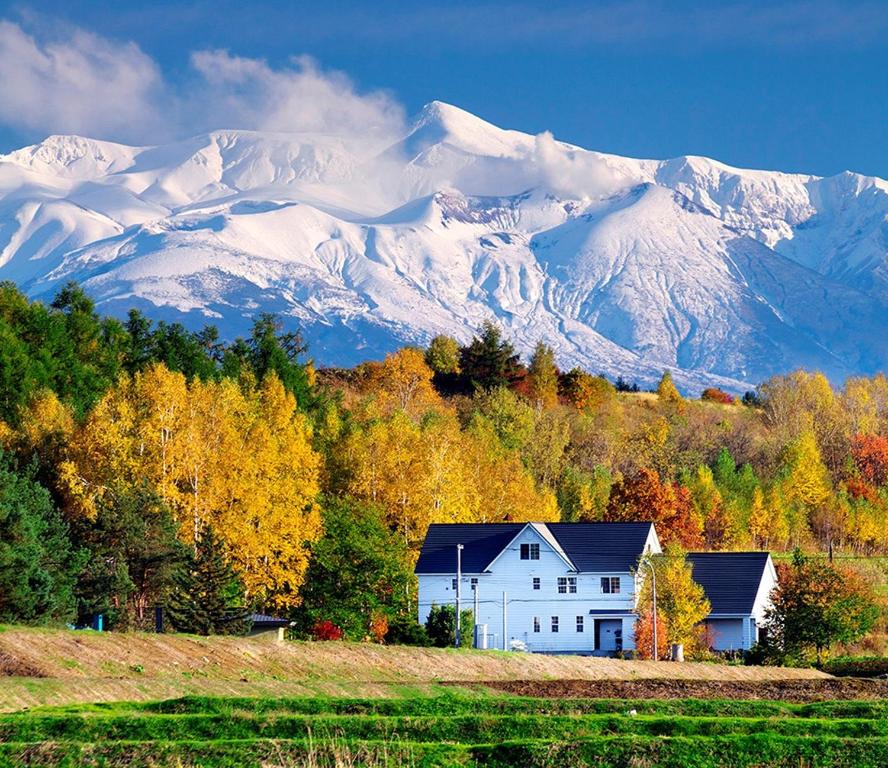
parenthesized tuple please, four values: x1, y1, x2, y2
(557, 577, 567, 594)
(532, 577, 540, 590)
(600, 576, 621, 594)
(551, 616, 559, 633)
(533, 616, 540, 633)
(520, 542, 540, 560)
(568, 577, 577, 594)
(558, 577, 577, 595)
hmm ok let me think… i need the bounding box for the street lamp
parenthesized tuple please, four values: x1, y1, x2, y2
(641, 557, 658, 661)
(455, 543, 464, 648)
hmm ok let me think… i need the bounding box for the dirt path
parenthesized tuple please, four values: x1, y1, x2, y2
(476, 678, 888, 702)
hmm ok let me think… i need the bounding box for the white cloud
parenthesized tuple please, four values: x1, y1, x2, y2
(0, 20, 168, 143)
(0, 20, 406, 151)
(532, 131, 626, 199)
(189, 50, 405, 150)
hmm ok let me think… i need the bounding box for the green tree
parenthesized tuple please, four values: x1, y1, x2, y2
(765, 550, 880, 664)
(425, 335, 461, 375)
(424, 604, 474, 648)
(246, 313, 314, 408)
(0, 452, 79, 624)
(167, 527, 251, 636)
(295, 497, 416, 641)
(459, 321, 523, 391)
(74, 484, 184, 630)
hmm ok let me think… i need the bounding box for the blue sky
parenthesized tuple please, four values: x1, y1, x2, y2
(0, 0, 886, 177)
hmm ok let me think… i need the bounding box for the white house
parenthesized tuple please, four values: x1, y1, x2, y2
(415, 523, 778, 655)
(686, 552, 778, 652)
(415, 521, 661, 654)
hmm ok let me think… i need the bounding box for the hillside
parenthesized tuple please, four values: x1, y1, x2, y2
(0, 626, 828, 712)
(1, 103, 887, 390)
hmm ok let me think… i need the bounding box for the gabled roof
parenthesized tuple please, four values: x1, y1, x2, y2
(414, 522, 655, 574)
(546, 523, 657, 572)
(687, 552, 771, 615)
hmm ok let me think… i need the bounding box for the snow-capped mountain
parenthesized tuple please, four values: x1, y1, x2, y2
(1, 101, 887, 391)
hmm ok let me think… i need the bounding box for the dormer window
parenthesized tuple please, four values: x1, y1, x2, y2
(520, 543, 540, 560)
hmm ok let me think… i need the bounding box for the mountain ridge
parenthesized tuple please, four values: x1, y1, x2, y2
(1, 101, 887, 392)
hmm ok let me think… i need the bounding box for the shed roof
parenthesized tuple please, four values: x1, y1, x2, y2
(415, 522, 655, 574)
(687, 552, 772, 615)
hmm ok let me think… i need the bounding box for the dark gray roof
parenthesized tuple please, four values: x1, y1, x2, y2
(414, 524, 525, 573)
(250, 613, 290, 627)
(415, 522, 654, 574)
(547, 523, 656, 572)
(687, 552, 771, 615)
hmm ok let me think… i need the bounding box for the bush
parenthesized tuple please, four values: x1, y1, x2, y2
(311, 620, 343, 641)
(425, 605, 473, 648)
(701, 387, 734, 404)
(385, 614, 430, 646)
(823, 656, 888, 678)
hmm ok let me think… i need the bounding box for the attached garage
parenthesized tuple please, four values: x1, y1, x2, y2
(687, 552, 777, 653)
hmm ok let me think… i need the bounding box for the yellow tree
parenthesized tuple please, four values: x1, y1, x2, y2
(374, 347, 441, 418)
(638, 543, 710, 648)
(747, 486, 789, 550)
(527, 342, 559, 409)
(217, 375, 321, 609)
(779, 428, 832, 545)
(60, 364, 322, 608)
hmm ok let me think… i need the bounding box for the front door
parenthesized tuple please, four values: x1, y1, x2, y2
(595, 619, 623, 653)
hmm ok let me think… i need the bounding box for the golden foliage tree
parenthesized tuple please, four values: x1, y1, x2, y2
(638, 543, 711, 648)
(59, 364, 321, 609)
(374, 347, 441, 418)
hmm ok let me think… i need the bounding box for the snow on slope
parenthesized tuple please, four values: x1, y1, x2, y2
(1, 102, 887, 391)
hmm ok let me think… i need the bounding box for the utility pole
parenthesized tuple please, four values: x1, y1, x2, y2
(455, 543, 464, 648)
(502, 591, 508, 651)
(473, 582, 480, 648)
(642, 558, 658, 661)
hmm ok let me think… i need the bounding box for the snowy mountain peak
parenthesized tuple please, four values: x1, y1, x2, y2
(1, 102, 887, 391)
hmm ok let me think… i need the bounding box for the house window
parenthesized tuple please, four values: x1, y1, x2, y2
(551, 616, 559, 633)
(532, 577, 540, 590)
(533, 616, 540, 633)
(520, 543, 540, 560)
(601, 576, 620, 594)
(576, 616, 584, 633)
(451, 578, 458, 590)
(557, 577, 567, 594)
(470, 577, 478, 591)
(557, 577, 577, 594)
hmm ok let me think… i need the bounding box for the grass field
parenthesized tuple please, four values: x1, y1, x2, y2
(3, 692, 888, 767)
(1, 626, 886, 766)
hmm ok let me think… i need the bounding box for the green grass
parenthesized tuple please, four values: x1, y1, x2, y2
(2, 692, 888, 767)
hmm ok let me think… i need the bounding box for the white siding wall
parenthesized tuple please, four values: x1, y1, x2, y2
(417, 525, 642, 653)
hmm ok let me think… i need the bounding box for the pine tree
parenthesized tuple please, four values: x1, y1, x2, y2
(167, 527, 251, 636)
(458, 321, 523, 391)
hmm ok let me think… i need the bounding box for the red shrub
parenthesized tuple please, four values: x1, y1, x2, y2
(311, 620, 344, 641)
(701, 387, 734, 404)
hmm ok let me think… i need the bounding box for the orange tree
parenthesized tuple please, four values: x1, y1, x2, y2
(764, 550, 880, 664)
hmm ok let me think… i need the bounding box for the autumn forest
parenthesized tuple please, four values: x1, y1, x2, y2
(1, 281, 887, 643)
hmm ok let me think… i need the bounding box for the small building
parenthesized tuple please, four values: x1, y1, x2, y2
(248, 613, 292, 643)
(415, 521, 661, 654)
(687, 552, 777, 652)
